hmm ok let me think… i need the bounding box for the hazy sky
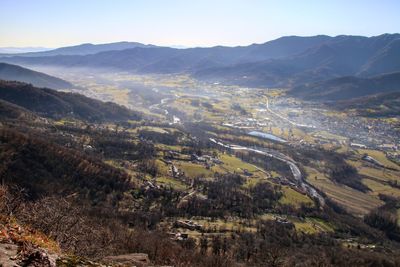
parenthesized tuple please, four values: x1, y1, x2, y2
(1, 0, 399, 48)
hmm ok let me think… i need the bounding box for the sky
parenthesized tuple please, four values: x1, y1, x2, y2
(1, 0, 399, 48)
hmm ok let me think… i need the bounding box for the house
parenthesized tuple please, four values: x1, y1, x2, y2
(174, 220, 203, 231)
(379, 144, 397, 151)
(165, 150, 180, 159)
(170, 232, 189, 241)
(170, 165, 182, 178)
(243, 169, 253, 176)
(350, 143, 367, 149)
(362, 155, 384, 168)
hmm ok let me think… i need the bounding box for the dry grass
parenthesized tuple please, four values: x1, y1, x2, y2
(347, 159, 400, 182)
(0, 186, 61, 253)
(362, 178, 400, 198)
(304, 167, 383, 216)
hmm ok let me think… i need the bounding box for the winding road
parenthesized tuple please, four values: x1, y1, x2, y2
(266, 98, 316, 129)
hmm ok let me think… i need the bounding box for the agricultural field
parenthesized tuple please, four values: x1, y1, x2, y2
(356, 149, 400, 170)
(347, 159, 400, 182)
(165, 213, 334, 242)
(304, 166, 383, 216)
(279, 187, 314, 208)
(362, 178, 400, 198)
(292, 217, 335, 234)
(156, 176, 187, 190)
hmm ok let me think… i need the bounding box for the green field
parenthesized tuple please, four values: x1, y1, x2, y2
(217, 154, 259, 172)
(259, 214, 334, 234)
(293, 217, 335, 234)
(156, 176, 187, 190)
(279, 187, 314, 208)
(356, 149, 400, 170)
(174, 161, 213, 178)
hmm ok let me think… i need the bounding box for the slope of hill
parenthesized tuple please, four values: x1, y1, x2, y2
(0, 80, 140, 122)
(0, 99, 39, 120)
(0, 62, 73, 89)
(331, 91, 400, 117)
(289, 72, 400, 101)
(0, 127, 132, 201)
(358, 38, 400, 76)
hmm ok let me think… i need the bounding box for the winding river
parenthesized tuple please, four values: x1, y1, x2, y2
(209, 138, 325, 206)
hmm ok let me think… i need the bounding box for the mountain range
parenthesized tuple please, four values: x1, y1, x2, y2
(0, 46, 50, 54)
(0, 41, 156, 57)
(1, 34, 400, 101)
(0, 36, 338, 73)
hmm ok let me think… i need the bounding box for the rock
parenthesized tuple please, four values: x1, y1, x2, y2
(0, 243, 19, 267)
(57, 256, 107, 267)
(18, 247, 58, 267)
(102, 253, 150, 267)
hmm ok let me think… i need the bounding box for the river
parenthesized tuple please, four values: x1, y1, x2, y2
(209, 138, 325, 206)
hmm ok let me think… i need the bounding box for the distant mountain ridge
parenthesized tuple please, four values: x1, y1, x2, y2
(0, 62, 73, 89)
(0, 41, 157, 57)
(0, 47, 50, 54)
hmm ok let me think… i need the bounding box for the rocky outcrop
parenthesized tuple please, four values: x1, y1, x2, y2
(0, 243, 58, 267)
(102, 253, 151, 267)
(0, 243, 19, 267)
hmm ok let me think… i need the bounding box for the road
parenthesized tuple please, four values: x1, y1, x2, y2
(149, 97, 181, 123)
(149, 97, 171, 114)
(266, 98, 316, 129)
(209, 138, 325, 206)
